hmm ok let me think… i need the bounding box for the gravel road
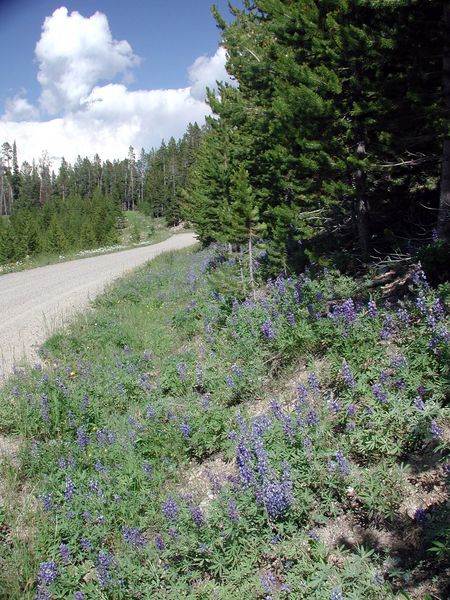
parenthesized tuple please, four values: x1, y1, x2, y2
(0, 233, 197, 379)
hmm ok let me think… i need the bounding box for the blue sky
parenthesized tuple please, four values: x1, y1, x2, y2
(0, 1, 239, 165)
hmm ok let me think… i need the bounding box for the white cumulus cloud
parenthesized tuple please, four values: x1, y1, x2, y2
(189, 46, 234, 100)
(0, 6, 233, 167)
(2, 92, 39, 121)
(35, 6, 139, 114)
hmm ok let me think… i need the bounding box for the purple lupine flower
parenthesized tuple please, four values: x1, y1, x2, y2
(367, 299, 377, 318)
(261, 319, 276, 340)
(340, 360, 356, 388)
(380, 315, 394, 340)
(122, 526, 147, 546)
(281, 414, 294, 438)
(227, 498, 239, 522)
(417, 385, 426, 396)
(68, 410, 75, 429)
(262, 476, 292, 518)
(89, 479, 101, 495)
(143, 462, 152, 478)
(97, 551, 115, 588)
(341, 299, 356, 324)
(371, 383, 387, 403)
(308, 372, 320, 394)
(155, 533, 165, 551)
(189, 503, 206, 527)
(40, 493, 53, 511)
(38, 561, 58, 586)
(411, 268, 428, 288)
(64, 478, 76, 502)
(179, 418, 191, 438)
(335, 451, 349, 475)
(426, 314, 437, 330)
(195, 363, 203, 387)
(414, 397, 425, 410)
(74, 593, 85, 600)
(281, 461, 293, 500)
(346, 420, 356, 432)
(331, 590, 344, 600)
(231, 363, 243, 377)
(80, 538, 92, 552)
(432, 298, 445, 320)
(296, 384, 309, 411)
(200, 393, 211, 410)
(176, 362, 187, 381)
(327, 459, 337, 473)
(307, 528, 320, 541)
(31, 441, 40, 458)
(95, 460, 105, 473)
(328, 394, 341, 414)
(40, 394, 49, 423)
(261, 571, 277, 594)
(414, 507, 427, 525)
(416, 292, 427, 315)
(254, 438, 269, 476)
(168, 527, 179, 540)
(379, 370, 391, 385)
(307, 410, 320, 427)
(395, 378, 406, 390)
(162, 497, 178, 522)
(347, 403, 357, 417)
(76, 426, 89, 450)
(225, 375, 235, 388)
(82, 511, 92, 522)
(431, 420, 443, 440)
(270, 399, 283, 420)
(59, 544, 70, 563)
(236, 439, 253, 487)
(303, 438, 313, 455)
(80, 394, 90, 412)
(251, 414, 272, 437)
(145, 404, 156, 419)
(397, 308, 410, 323)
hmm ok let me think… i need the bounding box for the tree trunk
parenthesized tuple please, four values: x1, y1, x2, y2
(238, 247, 247, 295)
(248, 232, 256, 300)
(355, 140, 369, 259)
(438, 2, 450, 241)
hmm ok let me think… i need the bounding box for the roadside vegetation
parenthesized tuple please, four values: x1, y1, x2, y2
(0, 245, 448, 599)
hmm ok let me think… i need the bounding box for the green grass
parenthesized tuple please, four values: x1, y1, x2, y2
(0, 247, 448, 599)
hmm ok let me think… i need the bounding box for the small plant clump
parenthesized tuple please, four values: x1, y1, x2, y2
(0, 246, 448, 599)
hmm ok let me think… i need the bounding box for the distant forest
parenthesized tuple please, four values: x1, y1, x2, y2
(0, 123, 203, 263)
(2, 1, 450, 276)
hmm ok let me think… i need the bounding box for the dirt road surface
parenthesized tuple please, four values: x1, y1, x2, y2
(0, 233, 197, 380)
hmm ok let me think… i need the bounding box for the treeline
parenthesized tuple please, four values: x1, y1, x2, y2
(0, 192, 120, 264)
(186, 0, 449, 273)
(0, 123, 204, 264)
(0, 122, 203, 223)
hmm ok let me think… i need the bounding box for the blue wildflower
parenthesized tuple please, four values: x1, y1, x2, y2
(38, 561, 58, 586)
(162, 497, 178, 522)
(64, 478, 76, 502)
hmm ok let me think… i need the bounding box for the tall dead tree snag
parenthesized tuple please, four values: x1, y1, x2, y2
(438, 2, 450, 241)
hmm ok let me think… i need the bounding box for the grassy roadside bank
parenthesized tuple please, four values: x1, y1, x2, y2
(0, 246, 448, 599)
(0, 214, 174, 276)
